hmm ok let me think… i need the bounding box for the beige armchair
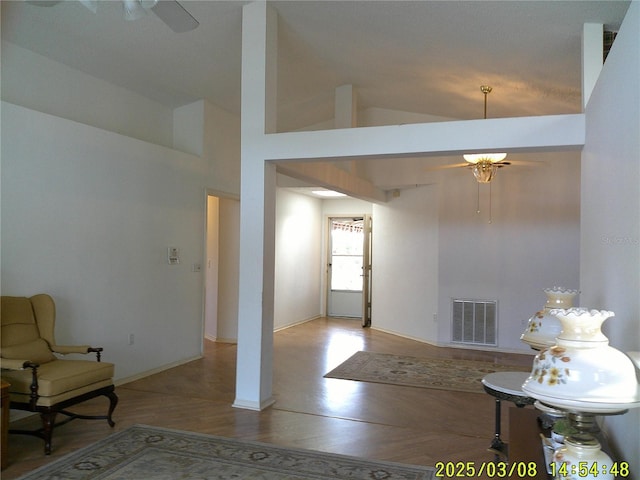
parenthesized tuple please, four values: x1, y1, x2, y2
(0, 294, 117, 454)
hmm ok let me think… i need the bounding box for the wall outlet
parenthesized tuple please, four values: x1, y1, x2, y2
(192, 263, 202, 272)
(128, 333, 135, 345)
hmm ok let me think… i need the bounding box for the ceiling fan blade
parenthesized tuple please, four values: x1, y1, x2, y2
(507, 160, 545, 167)
(151, 0, 199, 32)
(424, 162, 469, 171)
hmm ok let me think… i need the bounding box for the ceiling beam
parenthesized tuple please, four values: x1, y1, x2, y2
(263, 114, 585, 163)
(275, 161, 388, 204)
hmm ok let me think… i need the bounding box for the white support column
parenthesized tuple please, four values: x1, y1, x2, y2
(234, 1, 277, 411)
(334, 84, 361, 176)
(334, 84, 358, 129)
(582, 23, 603, 110)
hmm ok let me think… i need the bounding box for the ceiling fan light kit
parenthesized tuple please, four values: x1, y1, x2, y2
(461, 85, 511, 222)
(471, 160, 498, 184)
(463, 153, 507, 184)
(463, 85, 508, 184)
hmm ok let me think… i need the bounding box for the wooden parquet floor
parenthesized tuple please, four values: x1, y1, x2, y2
(2, 317, 536, 479)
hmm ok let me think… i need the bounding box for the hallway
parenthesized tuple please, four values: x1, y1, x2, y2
(3, 317, 536, 478)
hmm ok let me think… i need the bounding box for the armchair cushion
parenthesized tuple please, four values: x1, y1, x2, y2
(2, 359, 114, 405)
(1, 338, 56, 365)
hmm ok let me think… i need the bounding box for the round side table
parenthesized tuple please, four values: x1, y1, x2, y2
(481, 371, 535, 458)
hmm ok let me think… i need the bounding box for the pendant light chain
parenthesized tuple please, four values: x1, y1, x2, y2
(477, 183, 494, 223)
(489, 181, 492, 224)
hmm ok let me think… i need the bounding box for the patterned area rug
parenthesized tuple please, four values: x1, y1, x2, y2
(324, 351, 530, 394)
(17, 424, 436, 480)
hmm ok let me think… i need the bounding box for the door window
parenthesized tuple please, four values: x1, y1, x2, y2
(330, 219, 364, 291)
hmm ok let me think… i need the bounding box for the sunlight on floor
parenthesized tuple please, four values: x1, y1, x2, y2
(321, 329, 365, 410)
(324, 329, 364, 371)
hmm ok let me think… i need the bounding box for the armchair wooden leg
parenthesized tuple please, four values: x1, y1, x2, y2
(40, 411, 57, 455)
(9, 385, 117, 455)
(105, 388, 118, 427)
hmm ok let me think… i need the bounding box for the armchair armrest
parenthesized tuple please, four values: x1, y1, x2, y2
(51, 345, 92, 355)
(0, 360, 40, 407)
(52, 345, 104, 361)
(0, 358, 37, 370)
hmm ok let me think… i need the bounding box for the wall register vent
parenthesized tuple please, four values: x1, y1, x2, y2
(452, 299, 497, 346)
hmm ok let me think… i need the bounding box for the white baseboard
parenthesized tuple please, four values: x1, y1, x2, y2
(115, 354, 202, 386)
(370, 326, 535, 356)
(274, 315, 321, 332)
(232, 396, 275, 411)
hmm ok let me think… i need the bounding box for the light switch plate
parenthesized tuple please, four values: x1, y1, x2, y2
(168, 246, 180, 264)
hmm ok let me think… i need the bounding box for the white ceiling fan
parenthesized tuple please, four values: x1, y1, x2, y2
(29, 0, 199, 33)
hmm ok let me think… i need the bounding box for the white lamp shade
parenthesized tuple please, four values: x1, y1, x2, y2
(521, 287, 578, 350)
(522, 308, 640, 413)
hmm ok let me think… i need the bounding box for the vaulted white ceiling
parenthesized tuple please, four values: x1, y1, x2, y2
(1, 0, 631, 193)
(2, 1, 630, 129)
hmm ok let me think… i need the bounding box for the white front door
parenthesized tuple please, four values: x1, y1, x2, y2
(327, 217, 370, 320)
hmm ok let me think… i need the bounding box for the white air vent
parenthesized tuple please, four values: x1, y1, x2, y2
(452, 299, 497, 346)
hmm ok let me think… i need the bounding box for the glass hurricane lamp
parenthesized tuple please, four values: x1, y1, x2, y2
(521, 287, 579, 350)
(522, 308, 640, 480)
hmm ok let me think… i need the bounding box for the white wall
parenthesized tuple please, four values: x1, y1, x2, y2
(0, 40, 241, 382)
(1, 102, 207, 380)
(437, 153, 581, 352)
(172, 99, 241, 342)
(274, 189, 323, 329)
(172, 98, 241, 195)
(580, 2, 640, 472)
(174, 101, 206, 157)
(1, 42, 174, 148)
(359, 107, 456, 127)
(203, 100, 241, 195)
(372, 186, 439, 342)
